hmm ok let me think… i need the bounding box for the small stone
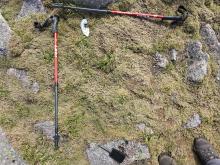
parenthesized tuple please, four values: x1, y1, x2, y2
(31, 82, 40, 94)
(170, 49, 177, 62)
(0, 128, 26, 165)
(136, 123, 154, 135)
(186, 41, 209, 83)
(217, 70, 220, 81)
(155, 52, 169, 68)
(136, 123, 146, 132)
(86, 140, 150, 165)
(184, 114, 201, 129)
(34, 121, 54, 141)
(200, 24, 220, 58)
(18, 0, 45, 18)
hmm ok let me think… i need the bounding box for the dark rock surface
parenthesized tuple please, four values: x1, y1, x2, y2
(186, 41, 209, 83)
(0, 128, 26, 165)
(86, 140, 150, 165)
(18, 0, 45, 18)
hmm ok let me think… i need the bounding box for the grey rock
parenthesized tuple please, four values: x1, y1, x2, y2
(18, 0, 45, 18)
(0, 13, 11, 57)
(7, 68, 40, 93)
(0, 128, 26, 165)
(155, 52, 169, 68)
(186, 41, 209, 83)
(217, 70, 220, 82)
(31, 82, 40, 94)
(184, 114, 201, 129)
(34, 121, 54, 141)
(170, 49, 177, 62)
(86, 140, 150, 165)
(72, 0, 116, 8)
(136, 123, 154, 135)
(200, 24, 220, 58)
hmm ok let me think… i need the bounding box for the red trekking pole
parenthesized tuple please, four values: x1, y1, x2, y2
(51, 15, 60, 149)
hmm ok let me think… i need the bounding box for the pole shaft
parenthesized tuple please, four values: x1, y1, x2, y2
(54, 32, 59, 149)
(111, 10, 164, 19)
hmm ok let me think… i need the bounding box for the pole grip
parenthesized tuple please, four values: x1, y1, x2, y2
(52, 15, 59, 33)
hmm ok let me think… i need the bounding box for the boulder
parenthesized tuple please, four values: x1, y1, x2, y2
(184, 114, 201, 129)
(186, 41, 209, 83)
(72, 0, 116, 8)
(18, 0, 45, 18)
(200, 24, 220, 58)
(0, 13, 11, 57)
(86, 140, 150, 165)
(7, 68, 40, 93)
(0, 128, 26, 165)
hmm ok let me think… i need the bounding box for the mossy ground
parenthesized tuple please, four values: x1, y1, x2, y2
(0, 0, 220, 164)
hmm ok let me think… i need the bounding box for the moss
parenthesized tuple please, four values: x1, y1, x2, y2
(8, 33, 24, 57)
(183, 16, 200, 38)
(95, 52, 116, 73)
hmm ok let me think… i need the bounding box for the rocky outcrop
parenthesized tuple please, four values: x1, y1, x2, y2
(184, 114, 201, 129)
(200, 24, 220, 58)
(72, 0, 116, 8)
(18, 0, 45, 18)
(186, 41, 209, 83)
(87, 140, 150, 165)
(0, 128, 26, 165)
(0, 13, 11, 57)
(7, 68, 40, 93)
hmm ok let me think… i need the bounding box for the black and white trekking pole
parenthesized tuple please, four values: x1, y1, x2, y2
(50, 3, 188, 23)
(51, 15, 60, 149)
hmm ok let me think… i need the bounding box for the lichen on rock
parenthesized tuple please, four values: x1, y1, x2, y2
(186, 41, 209, 83)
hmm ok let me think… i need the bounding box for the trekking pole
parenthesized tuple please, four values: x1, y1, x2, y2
(51, 15, 60, 149)
(50, 3, 188, 23)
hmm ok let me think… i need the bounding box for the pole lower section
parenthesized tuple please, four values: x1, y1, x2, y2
(54, 31, 59, 149)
